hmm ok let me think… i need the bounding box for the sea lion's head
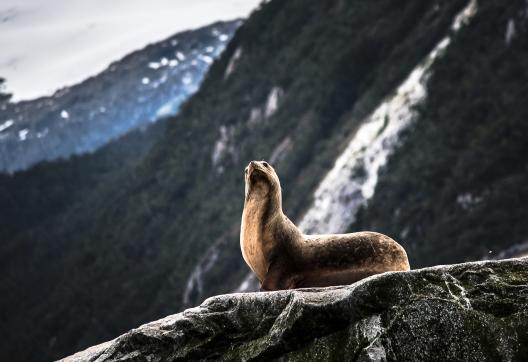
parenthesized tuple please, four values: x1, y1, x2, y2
(244, 160, 281, 204)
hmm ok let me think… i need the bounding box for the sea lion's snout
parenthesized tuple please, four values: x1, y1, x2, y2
(244, 161, 279, 197)
(246, 161, 271, 179)
(252, 160, 270, 168)
(248, 160, 268, 169)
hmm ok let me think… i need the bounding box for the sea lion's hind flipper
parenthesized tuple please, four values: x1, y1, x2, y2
(288, 275, 307, 289)
(261, 260, 290, 291)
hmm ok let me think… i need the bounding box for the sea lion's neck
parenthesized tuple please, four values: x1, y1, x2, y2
(242, 192, 281, 242)
(241, 188, 285, 280)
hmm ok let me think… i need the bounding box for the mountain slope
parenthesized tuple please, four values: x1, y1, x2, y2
(3, 0, 527, 361)
(2, 0, 469, 360)
(0, 21, 239, 173)
(352, 0, 528, 267)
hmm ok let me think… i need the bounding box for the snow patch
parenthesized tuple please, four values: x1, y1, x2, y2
(245, 86, 284, 127)
(176, 52, 186, 61)
(269, 137, 293, 165)
(234, 273, 259, 293)
(155, 96, 184, 118)
(452, 0, 477, 31)
(0, 119, 14, 132)
(156, 103, 174, 118)
(36, 128, 49, 138)
(182, 240, 222, 307)
(60, 110, 69, 119)
(18, 128, 29, 141)
(225, 47, 242, 79)
(297, 0, 477, 235)
(505, 19, 516, 46)
(141, 77, 150, 85)
(247, 107, 262, 126)
(148, 62, 161, 70)
(456, 193, 483, 209)
(212, 125, 237, 172)
(265, 87, 284, 118)
(182, 74, 193, 86)
(400, 226, 410, 240)
(200, 55, 214, 64)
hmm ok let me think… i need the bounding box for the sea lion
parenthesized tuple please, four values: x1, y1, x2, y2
(240, 160, 410, 291)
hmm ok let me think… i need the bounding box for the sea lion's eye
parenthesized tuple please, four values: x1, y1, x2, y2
(262, 162, 269, 168)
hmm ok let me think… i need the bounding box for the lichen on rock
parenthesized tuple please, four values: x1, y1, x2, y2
(61, 258, 528, 361)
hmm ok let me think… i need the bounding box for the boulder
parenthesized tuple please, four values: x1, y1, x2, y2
(61, 258, 528, 361)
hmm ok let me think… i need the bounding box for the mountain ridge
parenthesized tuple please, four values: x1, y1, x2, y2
(0, 20, 240, 173)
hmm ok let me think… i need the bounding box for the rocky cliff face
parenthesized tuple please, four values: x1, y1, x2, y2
(62, 258, 528, 361)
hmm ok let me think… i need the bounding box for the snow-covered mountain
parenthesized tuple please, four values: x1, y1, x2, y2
(0, 0, 262, 101)
(0, 20, 240, 173)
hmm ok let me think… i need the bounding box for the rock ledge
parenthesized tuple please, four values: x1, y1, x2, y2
(62, 258, 528, 361)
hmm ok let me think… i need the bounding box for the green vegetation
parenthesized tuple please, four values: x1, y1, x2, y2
(4, 0, 527, 360)
(353, 0, 528, 268)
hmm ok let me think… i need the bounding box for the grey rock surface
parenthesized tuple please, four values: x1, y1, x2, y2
(61, 258, 528, 361)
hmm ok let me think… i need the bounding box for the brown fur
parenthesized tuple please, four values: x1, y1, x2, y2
(240, 161, 410, 291)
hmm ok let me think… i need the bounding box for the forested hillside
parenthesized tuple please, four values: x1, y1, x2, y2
(353, 0, 528, 266)
(2, 0, 527, 361)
